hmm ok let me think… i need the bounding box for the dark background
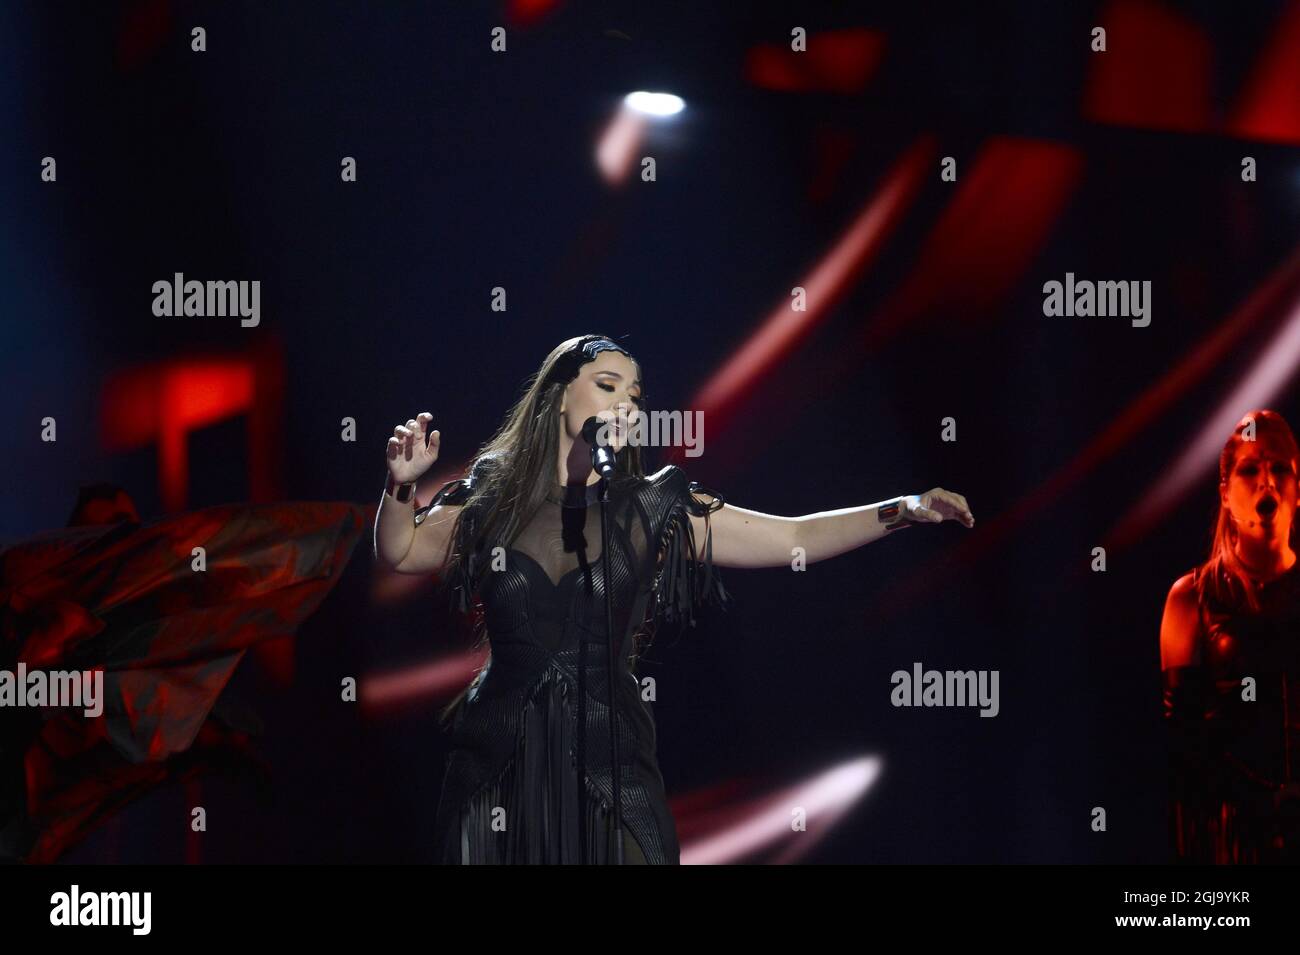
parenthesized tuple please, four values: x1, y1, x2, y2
(4, 0, 1300, 862)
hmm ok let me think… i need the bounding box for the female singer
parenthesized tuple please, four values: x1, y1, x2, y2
(375, 334, 975, 864)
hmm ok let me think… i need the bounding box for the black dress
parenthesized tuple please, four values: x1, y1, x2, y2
(419, 461, 729, 864)
(1164, 561, 1300, 863)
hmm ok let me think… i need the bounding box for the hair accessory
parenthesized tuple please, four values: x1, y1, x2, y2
(545, 336, 631, 387)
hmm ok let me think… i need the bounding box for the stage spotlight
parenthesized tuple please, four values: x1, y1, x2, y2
(622, 91, 685, 116)
(597, 93, 684, 183)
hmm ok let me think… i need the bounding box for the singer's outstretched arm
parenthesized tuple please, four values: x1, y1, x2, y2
(688, 488, 974, 570)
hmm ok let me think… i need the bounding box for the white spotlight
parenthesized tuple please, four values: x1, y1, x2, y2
(623, 91, 685, 117)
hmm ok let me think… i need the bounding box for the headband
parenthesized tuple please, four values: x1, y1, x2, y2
(544, 336, 631, 387)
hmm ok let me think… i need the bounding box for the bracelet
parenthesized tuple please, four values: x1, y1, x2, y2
(385, 473, 417, 504)
(878, 496, 918, 532)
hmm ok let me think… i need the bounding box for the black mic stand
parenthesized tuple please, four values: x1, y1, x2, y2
(597, 472, 624, 865)
(575, 416, 624, 864)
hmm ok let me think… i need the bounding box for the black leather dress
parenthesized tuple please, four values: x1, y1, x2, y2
(1163, 561, 1300, 863)
(417, 461, 729, 864)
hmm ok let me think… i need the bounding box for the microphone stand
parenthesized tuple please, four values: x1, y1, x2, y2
(577, 415, 624, 864)
(598, 473, 624, 865)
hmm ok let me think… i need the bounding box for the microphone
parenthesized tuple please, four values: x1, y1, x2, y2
(582, 415, 619, 479)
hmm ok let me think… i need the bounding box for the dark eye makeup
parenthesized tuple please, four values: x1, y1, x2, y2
(597, 381, 645, 406)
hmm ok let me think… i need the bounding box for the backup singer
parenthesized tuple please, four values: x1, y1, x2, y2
(1161, 409, 1300, 863)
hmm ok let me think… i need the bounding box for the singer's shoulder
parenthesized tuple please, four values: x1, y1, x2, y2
(635, 466, 689, 528)
(643, 464, 686, 491)
(636, 466, 727, 526)
(637, 465, 696, 512)
(469, 453, 506, 480)
(427, 453, 505, 506)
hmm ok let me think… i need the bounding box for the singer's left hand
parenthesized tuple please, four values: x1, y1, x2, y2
(905, 488, 974, 528)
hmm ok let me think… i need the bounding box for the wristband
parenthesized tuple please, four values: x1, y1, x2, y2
(385, 473, 417, 504)
(878, 494, 923, 531)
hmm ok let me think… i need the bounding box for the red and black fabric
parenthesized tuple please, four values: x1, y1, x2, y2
(0, 501, 368, 863)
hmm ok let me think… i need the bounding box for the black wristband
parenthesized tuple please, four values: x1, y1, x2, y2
(385, 473, 416, 503)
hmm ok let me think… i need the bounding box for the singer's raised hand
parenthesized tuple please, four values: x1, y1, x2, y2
(386, 412, 440, 485)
